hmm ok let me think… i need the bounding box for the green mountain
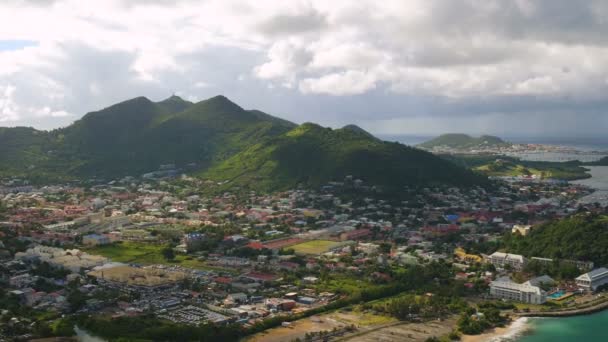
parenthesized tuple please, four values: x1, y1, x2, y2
(1, 95, 296, 181)
(503, 214, 608, 266)
(0, 95, 488, 190)
(202, 123, 487, 192)
(419, 133, 508, 149)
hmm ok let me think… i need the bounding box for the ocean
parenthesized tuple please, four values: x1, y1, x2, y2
(572, 166, 608, 205)
(512, 310, 608, 341)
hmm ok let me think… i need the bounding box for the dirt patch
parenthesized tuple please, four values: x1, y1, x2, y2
(247, 311, 396, 342)
(340, 317, 457, 342)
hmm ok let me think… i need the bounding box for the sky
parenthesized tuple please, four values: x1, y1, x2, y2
(1, 0, 608, 138)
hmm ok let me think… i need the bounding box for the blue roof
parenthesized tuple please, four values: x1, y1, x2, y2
(445, 214, 460, 221)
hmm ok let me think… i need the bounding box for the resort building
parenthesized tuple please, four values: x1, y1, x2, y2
(575, 267, 608, 292)
(488, 252, 526, 271)
(489, 278, 546, 304)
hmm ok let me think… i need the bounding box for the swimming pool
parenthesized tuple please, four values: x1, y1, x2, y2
(548, 290, 565, 299)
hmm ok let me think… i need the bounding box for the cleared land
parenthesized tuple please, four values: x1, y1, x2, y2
(248, 310, 396, 342)
(88, 265, 187, 286)
(290, 240, 343, 255)
(342, 317, 457, 342)
(84, 242, 237, 274)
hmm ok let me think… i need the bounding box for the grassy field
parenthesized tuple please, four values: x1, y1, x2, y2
(290, 240, 343, 255)
(84, 241, 237, 274)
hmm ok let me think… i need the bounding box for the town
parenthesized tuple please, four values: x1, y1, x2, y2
(1, 168, 607, 341)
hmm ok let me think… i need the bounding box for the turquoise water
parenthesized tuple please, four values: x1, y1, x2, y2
(547, 291, 565, 299)
(517, 310, 608, 341)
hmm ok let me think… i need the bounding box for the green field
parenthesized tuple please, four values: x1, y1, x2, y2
(290, 240, 343, 255)
(84, 242, 236, 274)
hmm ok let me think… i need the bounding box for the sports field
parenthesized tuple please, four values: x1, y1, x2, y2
(290, 240, 343, 255)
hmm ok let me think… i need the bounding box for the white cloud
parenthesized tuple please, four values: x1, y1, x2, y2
(0, 0, 608, 136)
(0, 85, 20, 123)
(34, 106, 71, 118)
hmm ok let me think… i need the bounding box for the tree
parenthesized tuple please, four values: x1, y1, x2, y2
(162, 247, 175, 261)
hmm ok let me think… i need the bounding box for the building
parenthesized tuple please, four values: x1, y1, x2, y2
(490, 278, 546, 304)
(82, 234, 110, 246)
(184, 233, 206, 252)
(576, 267, 608, 292)
(511, 225, 532, 236)
(489, 252, 526, 271)
(454, 247, 482, 264)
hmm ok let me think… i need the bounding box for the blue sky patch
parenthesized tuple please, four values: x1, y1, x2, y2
(0, 40, 38, 51)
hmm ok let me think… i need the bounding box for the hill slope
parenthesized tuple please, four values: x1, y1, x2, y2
(503, 214, 608, 265)
(419, 133, 508, 149)
(203, 123, 487, 192)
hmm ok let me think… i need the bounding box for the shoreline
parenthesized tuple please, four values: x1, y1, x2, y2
(461, 317, 530, 342)
(517, 296, 608, 318)
(463, 299, 608, 342)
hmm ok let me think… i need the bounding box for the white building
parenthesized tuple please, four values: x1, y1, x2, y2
(511, 225, 532, 236)
(576, 267, 608, 292)
(489, 252, 526, 271)
(490, 278, 546, 304)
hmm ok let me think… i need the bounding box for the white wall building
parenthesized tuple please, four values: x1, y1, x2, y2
(489, 252, 526, 271)
(490, 278, 546, 304)
(576, 267, 608, 292)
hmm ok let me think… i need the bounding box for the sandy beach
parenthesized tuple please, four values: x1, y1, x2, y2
(461, 318, 529, 342)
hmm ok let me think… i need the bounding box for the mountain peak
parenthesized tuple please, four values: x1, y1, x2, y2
(194, 95, 244, 113)
(340, 124, 377, 140)
(161, 94, 186, 102)
(156, 95, 193, 113)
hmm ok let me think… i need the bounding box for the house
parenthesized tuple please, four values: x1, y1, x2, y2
(576, 268, 608, 292)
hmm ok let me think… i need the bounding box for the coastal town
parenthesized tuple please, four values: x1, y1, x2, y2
(1, 166, 607, 341)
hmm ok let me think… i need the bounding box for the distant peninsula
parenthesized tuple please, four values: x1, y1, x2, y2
(418, 133, 508, 149)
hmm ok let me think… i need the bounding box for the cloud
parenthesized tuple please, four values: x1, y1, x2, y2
(257, 6, 327, 36)
(0, 85, 20, 123)
(300, 71, 377, 95)
(0, 0, 607, 137)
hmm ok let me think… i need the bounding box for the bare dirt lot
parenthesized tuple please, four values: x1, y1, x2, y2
(339, 317, 457, 342)
(247, 311, 457, 342)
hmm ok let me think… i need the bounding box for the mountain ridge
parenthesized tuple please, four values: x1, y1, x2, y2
(0, 95, 488, 190)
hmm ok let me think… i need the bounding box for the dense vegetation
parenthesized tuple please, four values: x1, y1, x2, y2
(504, 214, 608, 265)
(418, 133, 508, 149)
(457, 305, 507, 335)
(203, 123, 488, 192)
(72, 315, 243, 342)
